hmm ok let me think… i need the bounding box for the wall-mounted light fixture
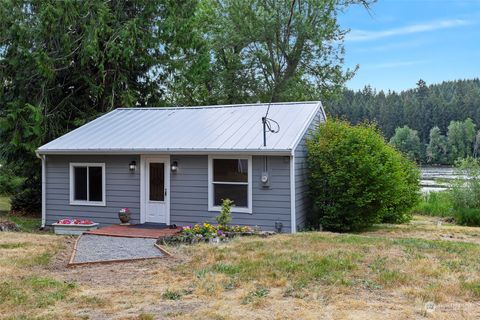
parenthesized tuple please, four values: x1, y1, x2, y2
(171, 160, 178, 172)
(129, 161, 137, 172)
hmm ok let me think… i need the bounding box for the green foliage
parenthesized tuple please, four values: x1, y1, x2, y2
(416, 159, 480, 226)
(426, 127, 448, 164)
(412, 192, 454, 217)
(389, 126, 422, 162)
(242, 287, 270, 305)
(162, 289, 182, 301)
(10, 187, 42, 215)
(183, 0, 371, 104)
(6, 215, 42, 233)
(328, 79, 480, 164)
(0, 164, 24, 196)
(0, 0, 371, 213)
(307, 120, 420, 232)
(447, 119, 477, 162)
(215, 199, 233, 226)
(450, 158, 480, 226)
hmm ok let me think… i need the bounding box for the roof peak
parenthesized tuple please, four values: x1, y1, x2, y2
(115, 101, 321, 111)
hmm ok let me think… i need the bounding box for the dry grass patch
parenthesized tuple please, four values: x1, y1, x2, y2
(2, 218, 480, 319)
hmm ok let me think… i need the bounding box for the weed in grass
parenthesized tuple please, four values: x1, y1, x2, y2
(162, 289, 182, 300)
(461, 280, 480, 297)
(17, 251, 53, 267)
(223, 278, 239, 290)
(212, 262, 241, 275)
(0, 242, 29, 249)
(282, 285, 308, 299)
(77, 295, 107, 307)
(0, 276, 75, 308)
(441, 259, 467, 272)
(355, 279, 383, 290)
(368, 256, 387, 273)
(138, 313, 155, 320)
(377, 270, 409, 287)
(242, 287, 270, 305)
(0, 281, 28, 305)
(195, 268, 209, 279)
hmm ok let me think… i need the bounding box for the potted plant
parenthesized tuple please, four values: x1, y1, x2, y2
(118, 208, 131, 225)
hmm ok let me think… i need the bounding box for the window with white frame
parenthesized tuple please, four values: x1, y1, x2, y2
(69, 163, 106, 206)
(208, 156, 252, 213)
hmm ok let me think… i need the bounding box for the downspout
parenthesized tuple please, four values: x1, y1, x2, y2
(35, 152, 46, 228)
(290, 149, 296, 233)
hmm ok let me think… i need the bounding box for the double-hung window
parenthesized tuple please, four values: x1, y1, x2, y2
(69, 163, 106, 206)
(208, 156, 252, 213)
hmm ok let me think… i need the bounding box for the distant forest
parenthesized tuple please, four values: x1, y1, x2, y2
(326, 79, 480, 164)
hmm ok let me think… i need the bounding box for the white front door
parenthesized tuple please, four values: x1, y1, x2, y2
(145, 157, 169, 224)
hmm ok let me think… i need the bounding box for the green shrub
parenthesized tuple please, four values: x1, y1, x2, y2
(455, 208, 480, 226)
(215, 198, 233, 226)
(412, 191, 454, 217)
(307, 120, 420, 232)
(10, 187, 41, 214)
(450, 158, 480, 226)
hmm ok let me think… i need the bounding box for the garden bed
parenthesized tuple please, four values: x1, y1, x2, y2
(158, 223, 262, 245)
(53, 219, 99, 235)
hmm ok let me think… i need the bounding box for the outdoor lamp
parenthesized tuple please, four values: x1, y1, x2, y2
(129, 161, 136, 172)
(171, 160, 178, 172)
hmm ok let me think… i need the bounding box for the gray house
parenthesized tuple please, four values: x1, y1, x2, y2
(36, 101, 326, 233)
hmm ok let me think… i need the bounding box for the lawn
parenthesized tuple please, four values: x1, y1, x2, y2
(0, 195, 10, 214)
(1, 216, 480, 319)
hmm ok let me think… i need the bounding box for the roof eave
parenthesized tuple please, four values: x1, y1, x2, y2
(36, 148, 293, 156)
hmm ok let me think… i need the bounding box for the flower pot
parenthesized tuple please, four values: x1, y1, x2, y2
(118, 211, 131, 225)
(52, 222, 99, 235)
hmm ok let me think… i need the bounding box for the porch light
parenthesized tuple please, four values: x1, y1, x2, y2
(129, 161, 136, 172)
(171, 160, 178, 172)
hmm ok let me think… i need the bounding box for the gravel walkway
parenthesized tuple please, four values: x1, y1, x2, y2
(72, 234, 164, 264)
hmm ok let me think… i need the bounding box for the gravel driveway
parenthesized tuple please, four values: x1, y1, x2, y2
(72, 234, 164, 264)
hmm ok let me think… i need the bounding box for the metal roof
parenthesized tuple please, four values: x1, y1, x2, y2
(37, 101, 324, 155)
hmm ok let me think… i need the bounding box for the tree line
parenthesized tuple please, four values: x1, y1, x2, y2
(327, 79, 480, 164)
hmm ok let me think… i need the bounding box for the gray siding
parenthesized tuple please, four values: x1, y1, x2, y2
(45, 154, 292, 232)
(170, 155, 291, 232)
(294, 108, 326, 230)
(45, 155, 140, 226)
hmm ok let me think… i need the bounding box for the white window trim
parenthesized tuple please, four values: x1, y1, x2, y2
(208, 155, 252, 214)
(69, 162, 106, 206)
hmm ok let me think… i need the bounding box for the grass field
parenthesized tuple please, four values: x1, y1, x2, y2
(1, 216, 480, 319)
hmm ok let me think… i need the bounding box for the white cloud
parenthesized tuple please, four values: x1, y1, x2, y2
(347, 19, 472, 42)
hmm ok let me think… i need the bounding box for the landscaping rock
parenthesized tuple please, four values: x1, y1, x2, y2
(72, 234, 164, 264)
(0, 220, 19, 232)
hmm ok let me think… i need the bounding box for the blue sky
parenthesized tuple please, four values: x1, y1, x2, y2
(338, 0, 480, 92)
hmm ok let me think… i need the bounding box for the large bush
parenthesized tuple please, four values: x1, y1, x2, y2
(307, 120, 420, 232)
